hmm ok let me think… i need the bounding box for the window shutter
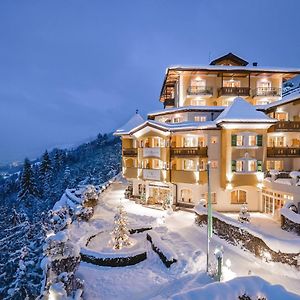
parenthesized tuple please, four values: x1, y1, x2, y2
(231, 160, 236, 172)
(257, 160, 263, 172)
(256, 135, 263, 146)
(231, 135, 237, 146)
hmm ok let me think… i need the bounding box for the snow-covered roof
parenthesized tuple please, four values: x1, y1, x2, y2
(129, 120, 218, 134)
(261, 88, 300, 110)
(167, 65, 300, 74)
(215, 97, 276, 124)
(148, 105, 225, 117)
(114, 113, 145, 135)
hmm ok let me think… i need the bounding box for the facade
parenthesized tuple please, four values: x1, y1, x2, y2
(114, 53, 300, 218)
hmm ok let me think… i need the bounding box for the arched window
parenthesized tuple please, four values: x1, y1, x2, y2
(231, 190, 247, 204)
(180, 189, 193, 203)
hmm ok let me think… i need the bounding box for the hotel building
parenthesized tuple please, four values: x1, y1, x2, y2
(114, 53, 300, 218)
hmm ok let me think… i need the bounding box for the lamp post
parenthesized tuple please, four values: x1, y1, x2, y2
(206, 161, 212, 273)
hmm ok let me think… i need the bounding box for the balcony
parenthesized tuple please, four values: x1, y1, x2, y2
(164, 98, 175, 108)
(141, 168, 169, 181)
(123, 148, 138, 156)
(171, 170, 207, 184)
(123, 167, 138, 179)
(218, 87, 250, 97)
(170, 147, 208, 157)
(268, 121, 300, 132)
(253, 87, 281, 98)
(267, 147, 300, 157)
(187, 86, 213, 96)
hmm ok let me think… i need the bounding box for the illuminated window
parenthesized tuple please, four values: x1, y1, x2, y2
(183, 159, 196, 170)
(231, 190, 247, 204)
(205, 192, 217, 204)
(183, 136, 198, 147)
(173, 117, 182, 123)
(248, 160, 257, 172)
(248, 135, 256, 146)
(236, 135, 244, 146)
(223, 79, 241, 88)
(275, 112, 288, 121)
(236, 160, 244, 172)
(194, 116, 200, 122)
(181, 189, 193, 203)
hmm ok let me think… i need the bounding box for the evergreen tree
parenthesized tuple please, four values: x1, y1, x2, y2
(18, 158, 38, 202)
(53, 149, 65, 172)
(39, 150, 52, 178)
(39, 151, 53, 198)
(110, 203, 131, 250)
(63, 166, 71, 189)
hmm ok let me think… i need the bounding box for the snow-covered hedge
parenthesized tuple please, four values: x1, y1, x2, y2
(80, 247, 147, 267)
(146, 232, 177, 268)
(195, 205, 300, 268)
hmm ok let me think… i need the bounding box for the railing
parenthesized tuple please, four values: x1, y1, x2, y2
(123, 148, 138, 156)
(170, 147, 208, 157)
(268, 121, 300, 132)
(253, 87, 281, 97)
(187, 86, 213, 96)
(267, 147, 300, 157)
(218, 87, 250, 97)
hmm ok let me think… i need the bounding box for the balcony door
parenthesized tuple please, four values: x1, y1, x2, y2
(191, 78, 206, 89)
(257, 79, 271, 95)
(223, 79, 241, 88)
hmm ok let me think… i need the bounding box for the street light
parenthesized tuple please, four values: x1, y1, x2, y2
(206, 161, 212, 273)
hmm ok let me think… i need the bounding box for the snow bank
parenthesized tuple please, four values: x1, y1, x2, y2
(171, 276, 300, 300)
(290, 171, 300, 179)
(195, 205, 300, 254)
(281, 208, 300, 225)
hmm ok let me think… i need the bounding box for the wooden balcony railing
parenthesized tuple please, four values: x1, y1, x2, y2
(187, 86, 213, 96)
(253, 87, 281, 97)
(218, 87, 250, 97)
(123, 148, 138, 156)
(170, 146, 208, 157)
(267, 147, 300, 157)
(268, 121, 300, 132)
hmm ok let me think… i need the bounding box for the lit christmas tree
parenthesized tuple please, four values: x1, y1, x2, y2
(110, 203, 131, 250)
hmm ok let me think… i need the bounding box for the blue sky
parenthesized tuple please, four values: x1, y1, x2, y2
(1, 0, 300, 163)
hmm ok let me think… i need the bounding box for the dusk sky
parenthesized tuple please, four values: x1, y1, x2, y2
(1, 0, 300, 163)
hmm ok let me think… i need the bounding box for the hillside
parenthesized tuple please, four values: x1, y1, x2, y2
(0, 133, 121, 299)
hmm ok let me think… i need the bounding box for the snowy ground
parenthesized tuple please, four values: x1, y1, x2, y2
(224, 212, 299, 240)
(70, 180, 300, 299)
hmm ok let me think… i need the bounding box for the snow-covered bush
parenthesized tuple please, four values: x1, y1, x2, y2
(43, 231, 83, 298)
(238, 204, 250, 223)
(46, 207, 72, 233)
(75, 206, 94, 222)
(82, 185, 99, 208)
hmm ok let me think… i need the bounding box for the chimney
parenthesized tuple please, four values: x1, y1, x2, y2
(253, 62, 258, 67)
